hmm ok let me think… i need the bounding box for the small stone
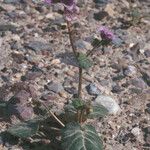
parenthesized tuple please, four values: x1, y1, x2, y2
(13, 90, 30, 103)
(93, 95, 120, 114)
(131, 78, 147, 89)
(124, 65, 137, 77)
(25, 41, 52, 52)
(14, 104, 34, 121)
(86, 83, 101, 95)
(104, 3, 116, 18)
(142, 72, 150, 87)
(23, 71, 42, 81)
(0, 23, 16, 32)
(46, 82, 64, 93)
(144, 50, 150, 58)
(59, 92, 67, 98)
(94, 11, 108, 20)
(4, 0, 21, 4)
(64, 87, 77, 95)
(111, 84, 123, 93)
(131, 127, 141, 137)
(11, 52, 24, 64)
(146, 107, 150, 114)
(75, 40, 92, 50)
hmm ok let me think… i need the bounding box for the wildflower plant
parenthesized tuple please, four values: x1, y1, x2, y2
(7, 1, 115, 150)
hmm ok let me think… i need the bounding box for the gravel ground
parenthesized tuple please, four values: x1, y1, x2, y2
(0, 0, 150, 150)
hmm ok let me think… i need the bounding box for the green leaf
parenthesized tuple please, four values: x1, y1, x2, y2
(61, 122, 103, 150)
(7, 119, 39, 138)
(91, 38, 101, 47)
(88, 105, 108, 119)
(77, 53, 92, 69)
(72, 98, 85, 110)
(0, 102, 7, 108)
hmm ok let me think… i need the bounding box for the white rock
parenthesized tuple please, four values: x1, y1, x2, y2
(93, 95, 120, 114)
(131, 127, 141, 137)
(124, 65, 137, 77)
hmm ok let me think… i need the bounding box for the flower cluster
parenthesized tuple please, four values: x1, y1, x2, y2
(45, 0, 79, 21)
(99, 26, 115, 44)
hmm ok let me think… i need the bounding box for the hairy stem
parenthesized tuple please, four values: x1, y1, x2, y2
(67, 20, 77, 58)
(66, 20, 83, 99)
(78, 67, 83, 98)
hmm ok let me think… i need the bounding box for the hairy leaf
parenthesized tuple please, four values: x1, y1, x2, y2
(77, 53, 92, 69)
(0, 102, 7, 108)
(72, 98, 85, 110)
(7, 119, 39, 138)
(91, 38, 101, 47)
(88, 105, 108, 119)
(61, 122, 103, 150)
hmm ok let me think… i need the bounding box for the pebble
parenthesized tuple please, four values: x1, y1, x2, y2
(131, 127, 141, 137)
(75, 39, 92, 50)
(46, 82, 64, 93)
(111, 84, 123, 93)
(23, 71, 42, 81)
(93, 95, 121, 114)
(94, 11, 108, 20)
(144, 50, 150, 58)
(0, 23, 16, 32)
(25, 41, 52, 52)
(86, 83, 101, 95)
(131, 78, 147, 89)
(146, 103, 150, 114)
(124, 65, 137, 77)
(64, 87, 77, 95)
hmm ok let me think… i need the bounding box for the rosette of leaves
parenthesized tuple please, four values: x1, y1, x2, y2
(61, 98, 108, 150)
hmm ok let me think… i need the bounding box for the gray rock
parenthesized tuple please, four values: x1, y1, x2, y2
(0, 38, 10, 70)
(46, 82, 64, 93)
(0, 24, 16, 32)
(124, 65, 137, 77)
(144, 50, 150, 58)
(112, 84, 123, 93)
(64, 87, 77, 95)
(23, 71, 42, 81)
(146, 103, 150, 114)
(131, 78, 147, 89)
(25, 41, 52, 52)
(142, 72, 150, 87)
(94, 11, 108, 21)
(93, 95, 120, 114)
(4, 0, 21, 4)
(75, 40, 92, 50)
(86, 83, 101, 95)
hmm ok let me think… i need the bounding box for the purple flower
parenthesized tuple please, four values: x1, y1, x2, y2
(64, 3, 79, 21)
(45, 0, 52, 4)
(99, 26, 115, 43)
(44, 0, 79, 21)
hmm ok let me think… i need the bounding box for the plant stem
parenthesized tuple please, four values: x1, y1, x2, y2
(78, 67, 83, 98)
(66, 20, 83, 99)
(41, 102, 65, 127)
(87, 40, 103, 56)
(66, 20, 77, 58)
